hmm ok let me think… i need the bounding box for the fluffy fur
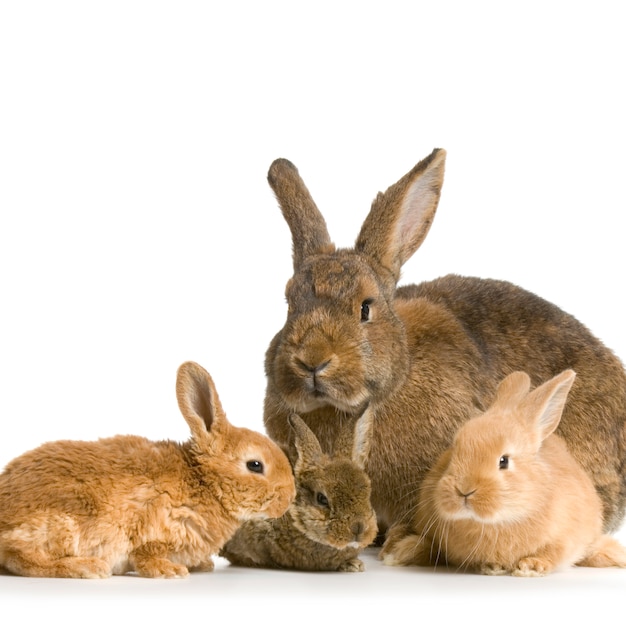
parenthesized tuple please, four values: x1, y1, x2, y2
(220, 409, 378, 571)
(262, 149, 626, 554)
(0, 361, 295, 578)
(380, 370, 626, 576)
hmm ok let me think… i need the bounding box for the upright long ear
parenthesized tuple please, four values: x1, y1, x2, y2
(355, 148, 446, 282)
(520, 369, 577, 441)
(176, 361, 229, 445)
(289, 413, 323, 473)
(333, 405, 374, 468)
(268, 158, 336, 272)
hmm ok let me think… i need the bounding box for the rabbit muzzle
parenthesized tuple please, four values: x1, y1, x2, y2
(276, 321, 371, 413)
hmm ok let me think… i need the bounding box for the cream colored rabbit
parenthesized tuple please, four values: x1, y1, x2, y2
(0, 361, 295, 578)
(262, 149, 626, 554)
(380, 370, 626, 576)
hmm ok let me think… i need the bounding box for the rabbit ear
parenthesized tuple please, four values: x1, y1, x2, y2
(351, 404, 374, 468)
(491, 371, 533, 408)
(268, 158, 335, 271)
(176, 361, 229, 444)
(355, 148, 446, 283)
(332, 405, 374, 468)
(289, 413, 323, 472)
(521, 369, 577, 441)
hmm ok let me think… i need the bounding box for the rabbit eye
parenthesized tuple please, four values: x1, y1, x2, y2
(360, 299, 373, 322)
(246, 460, 265, 474)
(316, 492, 329, 507)
(499, 455, 509, 470)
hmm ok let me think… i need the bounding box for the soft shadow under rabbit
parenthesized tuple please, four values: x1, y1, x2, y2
(220, 408, 378, 571)
(380, 370, 626, 576)
(261, 149, 626, 553)
(0, 361, 295, 578)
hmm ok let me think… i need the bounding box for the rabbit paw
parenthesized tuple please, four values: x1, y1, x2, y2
(189, 558, 215, 573)
(480, 562, 508, 576)
(338, 558, 365, 572)
(55, 556, 111, 579)
(135, 557, 189, 578)
(513, 557, 551, 577)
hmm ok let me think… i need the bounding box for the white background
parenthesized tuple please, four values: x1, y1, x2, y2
(1, 1, 625, 622)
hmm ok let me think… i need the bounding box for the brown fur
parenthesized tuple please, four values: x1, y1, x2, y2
(380, 370, 626, 576)
(220, 410, 378, 572)
(0, 361, 295, 578)
(262, 149, 626, 554)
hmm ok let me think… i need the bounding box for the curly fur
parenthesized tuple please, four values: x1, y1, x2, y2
(220, 410, 378, 571)
(0, 361, 295, 578)
(262, 149, 626, 553)
(380, 370, 626, 576)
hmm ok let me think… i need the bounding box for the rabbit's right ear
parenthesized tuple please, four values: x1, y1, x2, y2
(268, 158, 336, 271)
(355, 148, 446, 284)
(289, 413, 323, 472)
(176, 361, 229, 447)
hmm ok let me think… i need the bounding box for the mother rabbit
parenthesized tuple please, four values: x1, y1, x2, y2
(262, 148, 626, 548)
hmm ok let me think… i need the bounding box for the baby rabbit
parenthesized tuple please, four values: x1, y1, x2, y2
(0, 361, 295, 578)
(262, 149, 626, 551)
(381, 370, 626, 576)
(219, 408, 378, 571)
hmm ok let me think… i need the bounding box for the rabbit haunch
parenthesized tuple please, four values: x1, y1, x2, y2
(0, 361, 295, 578)
(380, 370, 626, 576)
(262, 148, 626, 553)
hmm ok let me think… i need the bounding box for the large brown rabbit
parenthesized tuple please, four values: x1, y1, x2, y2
(262, 148, 626, 552)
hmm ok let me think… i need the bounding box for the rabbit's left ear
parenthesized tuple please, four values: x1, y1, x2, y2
(176, 361, 230, 449)
(522, 369, 577, 440)
(289, 413, 323, 472)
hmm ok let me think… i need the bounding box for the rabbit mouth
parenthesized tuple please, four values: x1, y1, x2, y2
(291, 388, 368, 414)
(283, 369, 370, 413)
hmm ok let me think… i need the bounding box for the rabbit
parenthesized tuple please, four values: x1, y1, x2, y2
(219, 407, 378, 572)
(0, 361, 295, 578)
(379, 369, 626, 576)
(261, 148, 626, 555)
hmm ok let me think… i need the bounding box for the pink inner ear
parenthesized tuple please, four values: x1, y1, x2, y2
(395, 172, 441, 263)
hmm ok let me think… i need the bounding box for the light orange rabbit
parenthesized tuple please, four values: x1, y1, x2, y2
(381, 370, 626, 576)
(0, 361, 295, 578)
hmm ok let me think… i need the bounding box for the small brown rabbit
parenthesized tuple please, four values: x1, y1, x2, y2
(380, 370, 626, 576)
(262, 149, 626, 552)
(219, 408, 378, 572)
(0, 361, 295, 578)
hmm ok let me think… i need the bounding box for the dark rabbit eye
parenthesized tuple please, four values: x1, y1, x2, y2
(360, 299, 373, 322)
(246, 460, 265, 474)
(499, 455, 509, 470)
(316, 492, 329, 507)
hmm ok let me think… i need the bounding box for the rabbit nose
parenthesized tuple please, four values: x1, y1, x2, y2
(456, 487, 477, 502)
(351, 521, 365, 540)
(296, 358, 330, 376)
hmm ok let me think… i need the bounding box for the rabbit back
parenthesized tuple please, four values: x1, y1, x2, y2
(0, 435, 207, 577)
